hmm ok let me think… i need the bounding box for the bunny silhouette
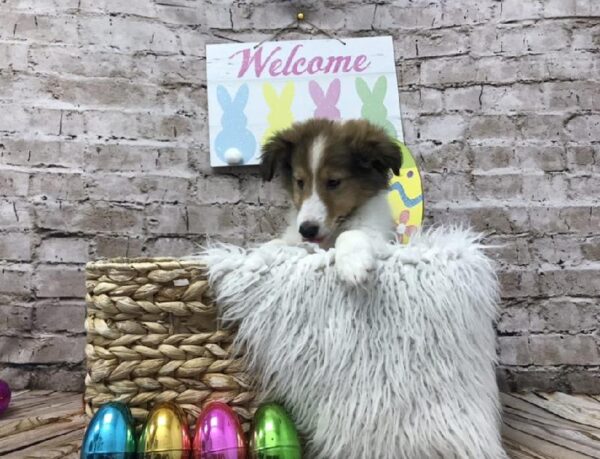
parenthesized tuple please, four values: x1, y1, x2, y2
(355, 76, 397, 138)
(262, 82, 295, 143)
(215, 84, 257, 164)
(309, 79, 341, 120)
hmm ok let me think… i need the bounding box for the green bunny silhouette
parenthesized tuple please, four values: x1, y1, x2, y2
(262, 81, 295, 144)
(355, 76, 397, 138)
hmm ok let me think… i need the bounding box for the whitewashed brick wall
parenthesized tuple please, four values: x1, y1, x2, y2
(0, 0, 599, 392)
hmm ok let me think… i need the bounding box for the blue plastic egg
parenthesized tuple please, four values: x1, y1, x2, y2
(80, 402, 136, 458)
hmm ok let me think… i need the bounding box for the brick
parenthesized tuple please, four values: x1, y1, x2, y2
(566, 115, 600, 142)
(34, 300, 85, 333)
(188, 205, 241, 237)
(419, 115, 467, 143)
(509, 368, 566, 392)
(30, 366, 85, 391)
(497, 305, 530, 334)
(86, 174, 190, 203)
(0, 42, 28, 71)
(0, 13, 79, 44)
(473, 173, 523, 200)
(471, 145, 516, 171)
(29, 171, 85, 201)
(0, 304, 33, 333)
(146, 204, 189, 234)
(38, 237, 89, 263)
(0, 139, 85, 169)
(497, 335, 531, 365)
(530, 334, 600, 365)
(78, 16, 179, 54)
(0, 366, 31, 390)
(412, 141, 472, 173)
(529, 298, 600, 333)
(373, 4, 443, 30)
(537, 267, 600, 297)
(193, 175, 241, 204)
(566, 370, 600, 393)
(480, 84, 545, 112)
(572, 23, 600, 51)
(423, 172, 474, 202)
(527, 205, 597, 235)
(468, 115, 519, 140)
(0, 200, 32, 230)
(0, 170, 29, 197)
(79, 0, 157, 17)
(34, 265, 85, 298)
(486, 235, 532, 266)
(35, 201, 145, 234)
(420, 56, 477, 86)
(521, 173, 567, 202)
(243, 205, 290, 243)
(498, 268, 539, 299)
(543, 0, 598, 17)
(0, 232, 31, 261)
(444, 86, 482, 112)
(145, 237, 200, 257)
(0, 265, 31, 296)
(515, 144, 567, 172)
(500, 0, 543, 21)
(93, 235, 145, 259)
(0, 335, 84, 364)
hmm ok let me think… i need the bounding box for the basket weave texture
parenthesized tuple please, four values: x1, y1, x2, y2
(84, 257, 256, 425)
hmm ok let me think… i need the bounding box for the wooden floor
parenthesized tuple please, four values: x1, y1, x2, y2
(0, 391, 599, 458)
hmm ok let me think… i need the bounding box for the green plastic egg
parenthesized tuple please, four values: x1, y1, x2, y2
(250, 403, 301, 459)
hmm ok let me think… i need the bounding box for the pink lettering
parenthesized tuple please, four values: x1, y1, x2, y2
(228, 44, 372, 78)
(307, 56, 324, 74)
(269, 58, 283, 76)
(230, 46, 282, 78)
(353, 55, 370, 72)
(282, 45, 302, 76)
(291, 57, 307, 75)
(323, 56, 352, 73)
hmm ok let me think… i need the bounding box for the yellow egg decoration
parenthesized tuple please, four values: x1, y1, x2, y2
(388, 141, 424, 244)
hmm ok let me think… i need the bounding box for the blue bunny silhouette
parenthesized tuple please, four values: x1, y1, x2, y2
(215, 84, 257, 164)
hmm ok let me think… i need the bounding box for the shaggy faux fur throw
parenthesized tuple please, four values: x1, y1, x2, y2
(202, 228, 506, 459)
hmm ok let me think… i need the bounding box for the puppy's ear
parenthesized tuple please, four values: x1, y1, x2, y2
(369, 136, 402, 176)
(349, 121, 402, 176)
(260, 129, 295, 181)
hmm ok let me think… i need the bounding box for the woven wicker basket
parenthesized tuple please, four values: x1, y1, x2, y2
(84, 257, 256, 425)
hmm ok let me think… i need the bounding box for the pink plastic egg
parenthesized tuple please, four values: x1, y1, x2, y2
(193, 402, 247, 459)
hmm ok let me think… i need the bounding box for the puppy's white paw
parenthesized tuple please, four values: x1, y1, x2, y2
(335, 249, 375, 286)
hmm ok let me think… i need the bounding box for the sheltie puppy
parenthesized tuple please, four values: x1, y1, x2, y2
(260, 118, 401, 285)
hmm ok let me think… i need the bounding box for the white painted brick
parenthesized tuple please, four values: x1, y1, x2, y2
(0, 232, 31, 261)
(0, 42, 28, 71)
(38, 237, 89, 263)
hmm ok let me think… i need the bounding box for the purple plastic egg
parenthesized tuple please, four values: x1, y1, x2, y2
(0, 380, 10, 415)
(193, 402, 247, 459)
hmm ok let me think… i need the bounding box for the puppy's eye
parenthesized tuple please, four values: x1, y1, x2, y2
(296, 179, 304, 189)
(326, 179, 341, 190)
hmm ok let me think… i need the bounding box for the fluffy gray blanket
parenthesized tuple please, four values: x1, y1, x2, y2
(202, 227, 506, 459)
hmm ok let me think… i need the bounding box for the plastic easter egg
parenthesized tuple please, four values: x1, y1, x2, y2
(138, 402, 192, 459)
(0, 379, 11, 415)
(193, 402, 247, 459)
(80, 402, 136, 458)
(250, 404, 301, 459)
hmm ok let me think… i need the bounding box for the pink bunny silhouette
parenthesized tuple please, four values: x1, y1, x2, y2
(309, 79, 341, 120)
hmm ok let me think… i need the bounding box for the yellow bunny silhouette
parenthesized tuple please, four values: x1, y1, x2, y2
(262, 81, 295, 144)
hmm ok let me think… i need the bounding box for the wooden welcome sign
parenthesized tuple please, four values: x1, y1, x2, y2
(206, 36, 424, 242)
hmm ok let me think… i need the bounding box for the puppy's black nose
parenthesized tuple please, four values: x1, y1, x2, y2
(299, 222, 319, 239)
